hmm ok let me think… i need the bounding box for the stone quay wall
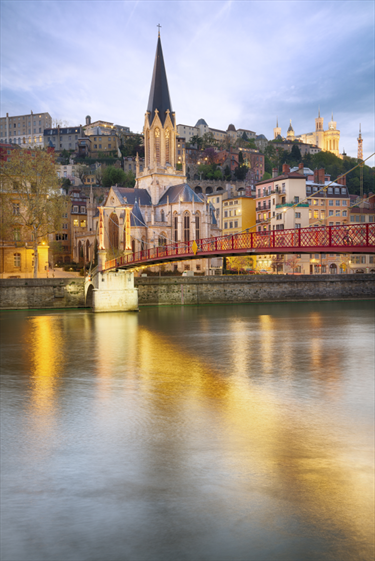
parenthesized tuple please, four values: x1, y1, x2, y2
(0, 278, 86, 310)
(135, 275, 375, 306)
(0, 275, 374, 310)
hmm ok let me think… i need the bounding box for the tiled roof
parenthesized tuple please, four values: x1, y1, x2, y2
(130, 200, 147, 227)
(158, 183, 204, 205)
(113, 187, 152, 206)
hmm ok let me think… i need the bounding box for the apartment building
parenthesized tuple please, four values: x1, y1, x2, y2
(44, 126, 83, 151)
(222, 195, 256, 236)
(0, 111, 52, 148)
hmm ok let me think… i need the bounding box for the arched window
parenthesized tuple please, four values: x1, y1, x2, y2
(155, 128, 160, 165)
(161, 209, 165, 222)
(131, 239, 135, 254)
(14, 253, 21, 267)
(141, 238, 146, 252)
(146, 130, 150, 167)
(184, 212, 190, 242)
(78, 241, 83, 263)
(109, 212, 119, 250)
(173, 213, 178, 242)
(195, 211, 200, 240)
(158, 232, 167, 247)
(86, 240, 90, 260)
(165, 128, 170, 164)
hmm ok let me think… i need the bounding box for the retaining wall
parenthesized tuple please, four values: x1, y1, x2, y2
(0, 278, 86, 309)
(0, 275, 374, 310)
(135, 275, 375, 306)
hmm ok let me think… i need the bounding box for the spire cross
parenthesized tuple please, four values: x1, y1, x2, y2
(157, 23, 161, 37)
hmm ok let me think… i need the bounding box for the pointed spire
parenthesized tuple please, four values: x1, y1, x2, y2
(318, 107, 320, 118)
(331, 112, 333, 121)
(276, 117, 279, 127)
(147, 34, 173, 127)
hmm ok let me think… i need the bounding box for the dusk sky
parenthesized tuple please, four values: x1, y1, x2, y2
(1, 0, 374, 163)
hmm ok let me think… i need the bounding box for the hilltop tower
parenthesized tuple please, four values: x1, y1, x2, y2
(137, 30, 186, 204)
(286, 120, 295, 140)
(357, 124, 363, 160)
(273, 117, 281, 139)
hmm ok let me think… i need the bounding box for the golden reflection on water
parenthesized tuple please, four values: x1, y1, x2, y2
(27, 316, 64, 415)
(125, 317, 373, 557)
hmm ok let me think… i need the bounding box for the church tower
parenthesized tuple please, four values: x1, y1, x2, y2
(324, 112, 340, 157)
(137, 30, 186, 204)
(273, 117, 281, 139)
(286, 119, 295, 140)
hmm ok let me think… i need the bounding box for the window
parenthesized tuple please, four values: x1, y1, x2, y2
(328, 200, 333, 206)
(329, 210, 333, 216)
(336, 200, 340, 206)
(183, 213, 190, 242)
(342, 211, 347, 217)
(13, 229, 21, 241)
(321, 199, 325, 205)
(195, 214, 200, 240)
(329, 222, 333, 226)
(99, 144, 102, 149)
(224, 210, 228, 218)
(314, 210, 319, 219)
(55, 233, 68, 241)
(295, 223, 301, 228)
(335, 211, 340, 216)
(328, 187, 333, 194)
(229, 221, 233, 229)
(321, 211, 325, 219)
(80, 206, 86, 213)
(13, 203, 20, 215)
(341, 188, 346, 194)
(342, 200, 347, 206)
(224, 222, 228, 229)
(14, 253, 21, 267)
(234, 221, 238, 228)
(174, 215, 178, 242)
(73, 219, 79, 226)
(308, 199, 312, 206)
(334, 188, 340, 194)
(80, 220, 86, 228)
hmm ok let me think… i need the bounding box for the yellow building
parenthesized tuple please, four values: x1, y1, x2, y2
(0, 244, 49, 277)
(222, 196, 256, 235)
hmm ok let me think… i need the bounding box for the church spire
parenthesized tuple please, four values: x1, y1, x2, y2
(147, 34, 173, 126)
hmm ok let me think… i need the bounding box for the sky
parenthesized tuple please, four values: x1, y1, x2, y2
(1, 0, 374, 163)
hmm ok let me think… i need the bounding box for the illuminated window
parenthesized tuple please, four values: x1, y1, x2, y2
(80, 220, 86, 228)
(73, 219, 79, 226)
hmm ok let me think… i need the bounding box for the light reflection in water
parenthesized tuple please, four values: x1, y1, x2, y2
(1, 303, 373, 561)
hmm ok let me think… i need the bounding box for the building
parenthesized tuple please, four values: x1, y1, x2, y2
(177, 120, 256, 146)
(222, 195, 256, 237)
(83, 116, 130, 137)
(0, 111, 52, 148)
(44, 126, 83, 151)
(100, 33, 221, 274)
(347, 193, 375, 273)
(274, 111, 341, 157)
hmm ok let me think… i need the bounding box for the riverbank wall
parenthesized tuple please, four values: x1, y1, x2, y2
(1, 275, 374, 310)
(0, 278, 86, 309)
(135, 275, 375, 306)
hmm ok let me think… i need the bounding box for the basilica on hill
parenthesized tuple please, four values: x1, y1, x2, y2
(101, 32, 220, 274)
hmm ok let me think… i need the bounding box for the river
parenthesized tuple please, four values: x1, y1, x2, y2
(1, 301, 374, 561)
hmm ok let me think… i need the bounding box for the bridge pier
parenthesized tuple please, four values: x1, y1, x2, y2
(90, 250, 138, 313)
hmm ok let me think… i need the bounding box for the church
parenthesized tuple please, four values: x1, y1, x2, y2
(101, 32, 220, 274)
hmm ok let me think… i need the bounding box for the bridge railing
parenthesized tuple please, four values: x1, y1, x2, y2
(104, 224, 375, 271)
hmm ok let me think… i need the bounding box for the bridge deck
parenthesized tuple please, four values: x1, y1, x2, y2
(103, 224, 375, 272)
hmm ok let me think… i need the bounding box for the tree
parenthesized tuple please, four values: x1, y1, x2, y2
(76, 164, 91, 184)
(226, 255, 255, 274)
(95, 167, 103, 186)
(189, 135, 203, 150)
(52, 118, 69, 128)
(234, 162, 248, 180)
(262, 172, 272, 180)
(223, 165, 232, 181)
(102, 166, 135, 188)
(0, 149, 67, 277)
(120, 133, 144, 158)
(285, 255, 299, 274)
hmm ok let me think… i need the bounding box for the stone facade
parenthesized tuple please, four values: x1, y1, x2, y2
(0, 278, 86, 309)
(135, 275, 375, 306)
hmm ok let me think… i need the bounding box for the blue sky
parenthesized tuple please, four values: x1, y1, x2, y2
(1, 0, 374, 162)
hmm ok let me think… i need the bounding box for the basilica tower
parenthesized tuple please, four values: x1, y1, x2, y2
(136, 31, 186, 204)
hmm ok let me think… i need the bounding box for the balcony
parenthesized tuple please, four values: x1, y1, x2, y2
(276, 202, 309, 209)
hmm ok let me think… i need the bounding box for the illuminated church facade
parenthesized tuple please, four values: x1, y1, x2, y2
(102, 33, 220, 274)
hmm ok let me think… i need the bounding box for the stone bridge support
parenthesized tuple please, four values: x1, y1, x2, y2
(86, 250, 138, 312)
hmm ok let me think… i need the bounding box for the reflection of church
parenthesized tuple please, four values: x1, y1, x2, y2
(274, 111, 341, 157)
(102, 33, 220, 273)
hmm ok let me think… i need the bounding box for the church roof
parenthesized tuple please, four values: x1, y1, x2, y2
(158, 183, 204, 205)
(130, 200, 147, 227)
(113, 187, 152, 206)
(147, 36, 174, 127)
(287, 120, 294, 132)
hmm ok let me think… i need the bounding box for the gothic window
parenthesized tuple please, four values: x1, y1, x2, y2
(161, 209, 165, 222)
(155, 128, 161, 165)
(109, 212, 119, 250)
(195, 212, 200, 240)
(141, 238, 146, 252)
(165, 128, 170, 164)
(146, 130, 150, 167)
(184, 212, 190, 242)
(174, 213, 178, 242)
(158, 233, 167, 247)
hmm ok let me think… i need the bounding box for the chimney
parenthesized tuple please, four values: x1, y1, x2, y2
(298, 162, 304, 174)
(282, 163, 290, 174)
(314, 168, 325, 185)
(272, 167, 278, 178)
(337, 174, 346, 186)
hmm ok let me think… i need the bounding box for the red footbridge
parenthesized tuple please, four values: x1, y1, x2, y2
(104, 224, 375, 272)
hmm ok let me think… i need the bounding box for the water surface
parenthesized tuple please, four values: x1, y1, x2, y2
(1, 302, 374, 561)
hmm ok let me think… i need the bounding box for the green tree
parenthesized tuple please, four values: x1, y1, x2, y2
(120, 133, 144, 158)
(223, 165, 232, 180)
(102, 166, 135, 188)
(262, 172, 272, 180)
(0, 149, 67, 277)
